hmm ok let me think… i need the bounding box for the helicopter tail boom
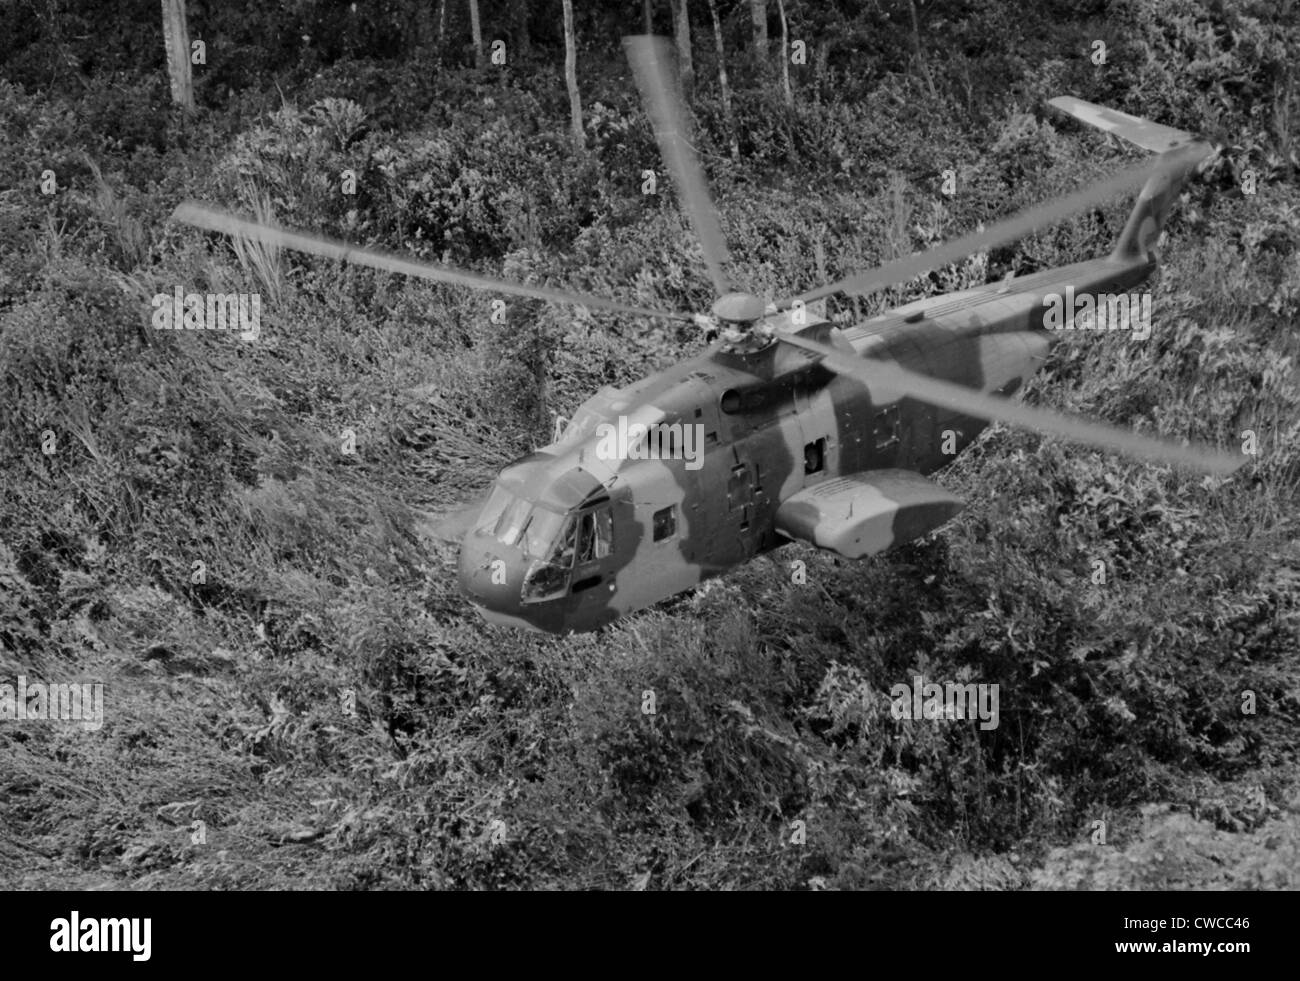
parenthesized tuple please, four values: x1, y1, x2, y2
(1048, 96, 1215, 262)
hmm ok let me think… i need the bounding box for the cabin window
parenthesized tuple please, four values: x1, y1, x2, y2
(804, 438, 826, 474)
(653, 506, 677, 542)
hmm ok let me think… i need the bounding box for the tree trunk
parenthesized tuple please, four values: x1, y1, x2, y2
(562, 0, 584, 150)
(706, 0, 738, 161)
(749, 0, 768, 71)
(642, 0, 653, 34)
(814, 40, 828, 93)
(671, 0, 694, 94)
(469, 0, 483, 68)
(435, 0, 447, 71)
(514, 0, 531, 59)
(416, 0, 432, 53)
(776, 0, 792, 106)
(160, 0, 193, 110)
(907, 0, 938, 99)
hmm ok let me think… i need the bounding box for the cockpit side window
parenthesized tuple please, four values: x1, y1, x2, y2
(521, 512, 575, 604)
(520, 503, 612, 604)
(539, 513, 577, 566)
(575, 504, 613, 564)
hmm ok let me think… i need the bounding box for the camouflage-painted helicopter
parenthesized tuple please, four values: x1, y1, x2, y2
(175, 36, 1242, 634)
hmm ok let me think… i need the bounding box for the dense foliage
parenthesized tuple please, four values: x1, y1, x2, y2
(1, 0, 1297, 889)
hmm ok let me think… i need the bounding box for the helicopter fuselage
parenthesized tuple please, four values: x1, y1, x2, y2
(458, 253, 1154, 633)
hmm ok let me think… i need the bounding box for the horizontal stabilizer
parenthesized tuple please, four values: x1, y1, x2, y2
(775, 469, 964, 559)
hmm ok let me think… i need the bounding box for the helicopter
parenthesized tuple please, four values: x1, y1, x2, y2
(173, 36, 1243, 634)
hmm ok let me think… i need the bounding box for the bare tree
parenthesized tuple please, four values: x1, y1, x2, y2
(435, 0, 447, 71)
(906, 0, 938, 99)
(512, 0, 531, 58)
(562, 0, 585, 150)
(705, 0, 739, 161)
(814, 39, 828, 91)
(417, 2, 432, 53)
(671, 0, 694, 94)
(469, 0, 484, 68)
(160, 0, 193, 110)
(749, 0, 768, 71)
(776, 0, 792, 106)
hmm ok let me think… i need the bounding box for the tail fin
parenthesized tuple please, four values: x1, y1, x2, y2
(1049, 96, 1215, 261)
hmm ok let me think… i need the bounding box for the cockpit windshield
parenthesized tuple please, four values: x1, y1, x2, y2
(522, 507, 567, 559)
(497, 498, 532, 548)
(475, 486, 513, 534)
(474, 486, 570, 558)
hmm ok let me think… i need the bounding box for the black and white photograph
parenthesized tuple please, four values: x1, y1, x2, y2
(1, 0, 1296, 949)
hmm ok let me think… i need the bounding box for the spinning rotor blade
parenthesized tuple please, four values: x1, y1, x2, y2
(417, 500, 487, 545)
(776, 332, 1244, 474)
(172, 202, 693, 322)
(623, 34, 732, 296)
(790, 156, 1165, 305)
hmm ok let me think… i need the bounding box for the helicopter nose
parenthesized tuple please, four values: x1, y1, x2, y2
(457, 533, 534, 628)
(457, 533, 519, 607)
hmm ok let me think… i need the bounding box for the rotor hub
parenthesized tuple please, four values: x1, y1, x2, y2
(707, 292, 774, 354)
(711, 292, 767, 324)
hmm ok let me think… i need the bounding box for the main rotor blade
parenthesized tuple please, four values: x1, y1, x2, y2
(623, 34, 732, 296)
(416, 499, 487, 545)
(776, 332, 1243, 474)
(790, 155, 1165, 305)
(172, 201, 693, 322)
